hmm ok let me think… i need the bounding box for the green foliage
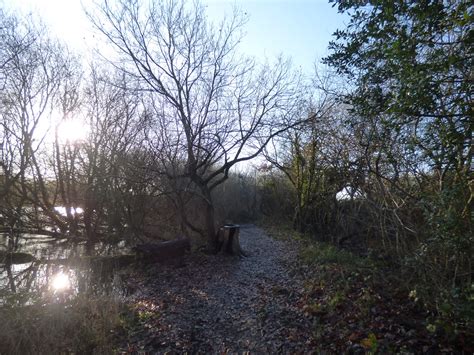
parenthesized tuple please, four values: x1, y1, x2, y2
(408, 283, 474, 338)
(258, 171, 295, 223)
(324, 0, 473, 328)
(259, 218, 306, 242)
(325, 0, 472, 206)
(361, 332, 378, 353)
(328, 290, 346, 308)
(327, 0, 472, 126)
(300, 243, 365, 268)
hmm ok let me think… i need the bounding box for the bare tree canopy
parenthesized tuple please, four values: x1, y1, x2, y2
(88, 0, 307, 246)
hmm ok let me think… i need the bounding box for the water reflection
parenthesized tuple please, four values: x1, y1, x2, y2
(0, 231, 133, 306)
(54, 206, 84, 217)
(52, 272, 70, 291)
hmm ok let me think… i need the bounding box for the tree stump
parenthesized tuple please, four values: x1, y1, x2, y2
(217, 224, 246, 257)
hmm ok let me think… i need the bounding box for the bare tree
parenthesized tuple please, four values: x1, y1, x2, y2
(0, 11, 73, 234)
(0, 10, 35, 230)
(79, 66, 148, 242)
(51, 54, 83, 235)
(89, 0, 305, 249)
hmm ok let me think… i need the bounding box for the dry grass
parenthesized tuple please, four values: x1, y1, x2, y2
(0, 296, 125, 354)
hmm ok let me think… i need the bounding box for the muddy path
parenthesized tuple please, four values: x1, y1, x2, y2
(122, 225, 314, 353)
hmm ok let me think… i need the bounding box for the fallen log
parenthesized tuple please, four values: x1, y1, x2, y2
(0, 251, 37, 265)
(133, 237, 191, 265)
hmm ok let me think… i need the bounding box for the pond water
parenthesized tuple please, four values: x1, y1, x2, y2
(0, 232, 134, 306)
(54, 206, 84, 216)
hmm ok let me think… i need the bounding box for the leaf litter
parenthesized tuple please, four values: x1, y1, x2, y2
(118, 225, 472, 353)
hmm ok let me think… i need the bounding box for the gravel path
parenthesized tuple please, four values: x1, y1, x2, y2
(123, 225, 315, 353)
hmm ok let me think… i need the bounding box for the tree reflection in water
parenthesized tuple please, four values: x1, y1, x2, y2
(0, 232, 132, 306)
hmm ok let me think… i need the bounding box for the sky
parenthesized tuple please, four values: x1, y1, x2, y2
(3, 0, 348, 76)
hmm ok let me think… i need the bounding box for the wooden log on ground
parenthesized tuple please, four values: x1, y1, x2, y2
(0, 251, 37, 265)
(217, 224, 246, 257)
(133, 237, 191, 265)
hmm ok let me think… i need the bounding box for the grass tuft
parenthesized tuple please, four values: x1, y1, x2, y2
(0, 296, 126, 354)
(300, 243, 365, 267)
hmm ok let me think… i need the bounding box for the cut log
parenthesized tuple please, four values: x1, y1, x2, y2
(217, 224, 246, 257)
(0, 251, 37, 265)
(133, 237, 191, 265)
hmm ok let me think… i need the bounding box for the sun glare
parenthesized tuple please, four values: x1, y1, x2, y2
(57, 119, 88, 144)
(54, 206, 84, 217)
(52, 272, 70, 291)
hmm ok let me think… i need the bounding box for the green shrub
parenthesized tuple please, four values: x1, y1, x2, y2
(300, 243, 364, 268)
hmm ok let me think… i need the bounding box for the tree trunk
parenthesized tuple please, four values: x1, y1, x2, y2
(199, 184, 246, 256)
(197, 184, 218, 252)
(205, 201, 218, 251)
